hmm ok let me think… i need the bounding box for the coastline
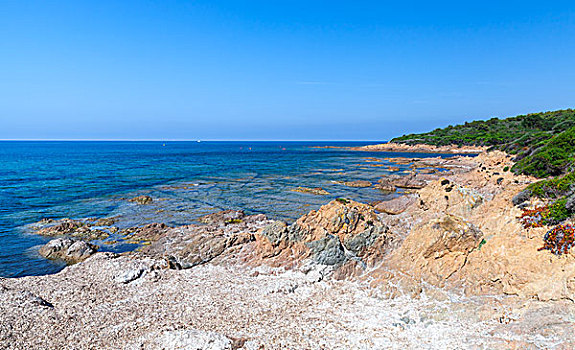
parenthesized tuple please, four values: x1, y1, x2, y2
(2, 149, 575, 349)
(313, 141, 487, 154)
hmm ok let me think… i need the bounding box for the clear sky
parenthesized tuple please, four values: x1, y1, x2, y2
(1, 1, 574, 140)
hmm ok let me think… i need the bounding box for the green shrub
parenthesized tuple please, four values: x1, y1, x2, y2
(527, 172, 575, 198)
(545, 198, 571, 224)
(512, 126, 575, 178)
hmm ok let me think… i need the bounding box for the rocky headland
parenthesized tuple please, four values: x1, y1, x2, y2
(2, 150, 575, 349)
(314, 142, 487, 154)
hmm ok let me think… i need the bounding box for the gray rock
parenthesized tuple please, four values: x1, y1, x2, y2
(512, 190, 531, 206)
(38, 238, 98, 264)
(260, 221, 288, 245)
(114, 267, 146, 284)
(66, 241, 98, 261)
(565, 194, 575, 212)
(306, 235, 346, 265)
(345, 225, 386, 256)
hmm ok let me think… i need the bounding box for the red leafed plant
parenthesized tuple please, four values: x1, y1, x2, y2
(519, 206, 549, 228)
(538, 224, 575, 255)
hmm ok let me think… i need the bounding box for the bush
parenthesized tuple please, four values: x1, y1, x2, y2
(538, 224, 575, 255)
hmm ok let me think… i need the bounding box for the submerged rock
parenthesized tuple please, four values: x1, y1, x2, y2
(291, 187, 330, 195)
(199, 210, 245, 225)
(342, 180, 372, 188)
(129, 195, 153, 205)
(34, 219, 109, 240)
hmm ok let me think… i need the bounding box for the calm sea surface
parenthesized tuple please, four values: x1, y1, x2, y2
(0, 141, 445, 277)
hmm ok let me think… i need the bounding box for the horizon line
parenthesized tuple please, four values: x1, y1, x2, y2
(0, 139, 388, 142)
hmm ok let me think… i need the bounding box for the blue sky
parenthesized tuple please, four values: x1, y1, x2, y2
(1, 1, 574, 140)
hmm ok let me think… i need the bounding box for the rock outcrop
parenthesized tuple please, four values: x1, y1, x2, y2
(374, 194, 418, 215)
(386, 215, 483, 287)
(257, 199, 392, 271)
(38, 238, 98, 264)
(140, 211, 269, 269)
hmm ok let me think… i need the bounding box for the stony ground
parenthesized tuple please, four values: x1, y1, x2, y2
(3, 252, 572, 350)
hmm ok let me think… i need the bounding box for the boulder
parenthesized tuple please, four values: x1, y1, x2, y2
(39, 238, 98, 264)
(35, 219, 84, 236)
(374, 194, 418, 215)
(387, 214, 483, 287)
(512, 190, 532, 206)
(565, 194, 575, 212)
(93, 216, 118, 226)
(122, 223, 171, 242)
(305, 235, 347, 265)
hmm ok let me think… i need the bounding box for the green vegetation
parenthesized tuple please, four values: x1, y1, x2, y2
(392, 109, 575, 179)
(392, 108, 575, 225)
(545, 198, 572, 224)
(477, 238, 487, 250)
(512, 126, 575, 178)
(527, 172, 575, 199)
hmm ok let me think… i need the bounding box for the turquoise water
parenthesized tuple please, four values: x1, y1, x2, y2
(0, 141, 443, 277)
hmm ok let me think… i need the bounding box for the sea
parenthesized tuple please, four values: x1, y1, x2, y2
(0, 141, 447, 278)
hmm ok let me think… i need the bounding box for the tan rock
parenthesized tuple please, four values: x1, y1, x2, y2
(374, 194, 418, 215)
(387, 214, 483, 287)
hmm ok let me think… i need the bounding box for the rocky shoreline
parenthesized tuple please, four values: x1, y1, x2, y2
(2, 150, 575, 349)
(314, 141, 487, 154)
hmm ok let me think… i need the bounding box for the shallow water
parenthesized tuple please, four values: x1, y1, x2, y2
(0, 141, 447, 277)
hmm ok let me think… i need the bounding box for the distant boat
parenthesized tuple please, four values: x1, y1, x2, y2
(197, 140, 201, 143)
